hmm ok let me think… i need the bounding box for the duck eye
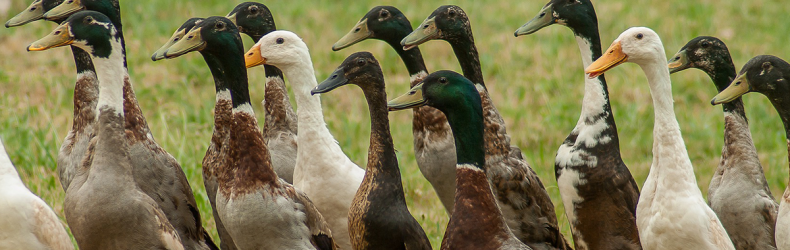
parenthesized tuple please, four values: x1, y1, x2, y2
(636, 33, 643, 39)
(357, 59, 366, 66)
(249, 6, 259, 14)
(215, 22, 225, 29)
(701, 41, 710, 48)
(381, 10, 389, 18)
(439, 77, 448, 83)
(276, 38, 284, 44)
(448, 10, 456, 17)
(84, 16, 93, 24)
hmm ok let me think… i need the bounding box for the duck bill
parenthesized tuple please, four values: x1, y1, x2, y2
(164, 27, 205, 59)
(667, 49, 690, 74)
(5, 0, 45, 28)
(27, 24, 74, 51)
(43, 0, 84, 21)
(244, 44, 266, 68)
(152, 28, 188, 61)
(388, 83, 427, 111)
(514, 3, 555, 37)
(585, 41, 628, 79)
(311, 67, 348, 95)
(401, 17, 439, 51)
(225, 12, 237, 25)
(332, 19, 372, 51)
(711, 74, 750, 105)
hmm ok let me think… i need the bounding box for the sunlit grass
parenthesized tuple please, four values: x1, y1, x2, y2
(1, 0, 789, 248)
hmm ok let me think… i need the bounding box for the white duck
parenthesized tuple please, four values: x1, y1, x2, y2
(0, 138, 74, 250)
(585, 27, 735, 250)
(245, 30, 365, 250)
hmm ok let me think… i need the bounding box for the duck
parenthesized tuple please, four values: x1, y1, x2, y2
(227, 2, 299, 184)
(43, 1, 217, 249)
(311, 52, 432, 250)
(388, 70, 530, 250)
(164, 16, 337, 250)
(27, 11, 184, 249)
(668, 36, 778, 250)
(0, 138, 74, 250)
(710, 55, 790, 250)
(514, 1, 642, 249)
(7, 0, 99, 194)
(154, 17, 243, 250)
(332, 6, 456, 214)
(585, 27, 735, 250)
(401, 5, 569, 249)
(245, 30, 365, 250)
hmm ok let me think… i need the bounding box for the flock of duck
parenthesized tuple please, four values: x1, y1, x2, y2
(1, 0, 789, 249)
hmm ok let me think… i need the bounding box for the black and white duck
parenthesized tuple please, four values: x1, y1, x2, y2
(515, 0, 641, 249)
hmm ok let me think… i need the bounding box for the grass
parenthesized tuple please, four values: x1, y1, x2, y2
(1, 0, 789, 248)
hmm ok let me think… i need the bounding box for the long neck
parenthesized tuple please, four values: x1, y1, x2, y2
(574, 30, 615, 126)
(92, 40, 127, 119)
(443, 101, 485, 167)
(362, 82, 400, 178)
(449, 35, 485, 87)
(283, 53, 334, 138)
(384, 37, 428, 83)
(767, 93, 790, 143)
(641, 55, 679, 133)
(708, 61, 744, 116)
(0, 141, 24, 185)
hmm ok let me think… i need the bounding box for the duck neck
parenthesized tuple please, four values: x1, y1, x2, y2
(0, 140, 24, 185)
(91, 38, 127, 120)
(282, 52, 334, 141)
(766, 90, 790, 147)
(709, 60, 745, 116)
(360, 81, 401, 178)
(448, 35, 485, 87)
(444, 100, 485, 168)
(384, 37, 428, 86)
(574, 31, 616, 130)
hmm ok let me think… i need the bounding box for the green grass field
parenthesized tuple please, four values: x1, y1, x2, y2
(1, 0, 789, 248)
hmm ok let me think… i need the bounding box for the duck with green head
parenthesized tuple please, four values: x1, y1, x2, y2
(332, 6, 456, 215)
(27, 10, 184, 249)
(6, 0, 100, 194)
(43, 1, 216, 249)
(389, 70, 530, 250)
(669, 37, 778, 250)
(711, 55, 790, 250)
(310, 52, 432, 250)
(402, 5, 569, 249)
(514, 0, 641, 249)
(227, 2, 299, 185)
(163, 16, 337, 250)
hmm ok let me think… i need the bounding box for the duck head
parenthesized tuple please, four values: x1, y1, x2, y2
(244, 30, 308, 69)
(151, 18, 204, 61)
(712, 55, 790, 105)
(6, 0, 64, 27)
(585, 27, 664, 78)
(401, 5, 471, 51)
(668, 36, 732, 74)
(44, 0, 120, 26)
(333, 6, 413, 51)
(312, 52, 384, 95)
(515, 0, 597, 37)
(227, 2, 276, 40)
(28, 10, 116, 57)
(163, 16, 242, 59)
(388, 70, 479, 112)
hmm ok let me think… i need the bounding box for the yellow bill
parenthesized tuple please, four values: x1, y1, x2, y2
(388, 83, 427, 111)
(332, 18, 372, 51)
(163, 27, 205, 59)
(27, 24, 73, 51)
(711, 74, 750, 105)
(5, 0, 45, 27)
(585, 41, 628, 79)
(43, 0, 84, 21)
(244, 44, 266, 68)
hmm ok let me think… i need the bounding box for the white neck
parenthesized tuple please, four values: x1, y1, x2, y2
(0, 139, 24, 185)
(638, 50, 697, 183)
(90, 38, 126, 119)
(575, 35, 608, 121)
(278, 51, 352, 163)
(232, 102, 255, 116)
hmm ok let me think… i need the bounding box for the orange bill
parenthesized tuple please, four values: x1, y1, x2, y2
(245, 44, 266, 68)
(585, 41, 628, 79)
